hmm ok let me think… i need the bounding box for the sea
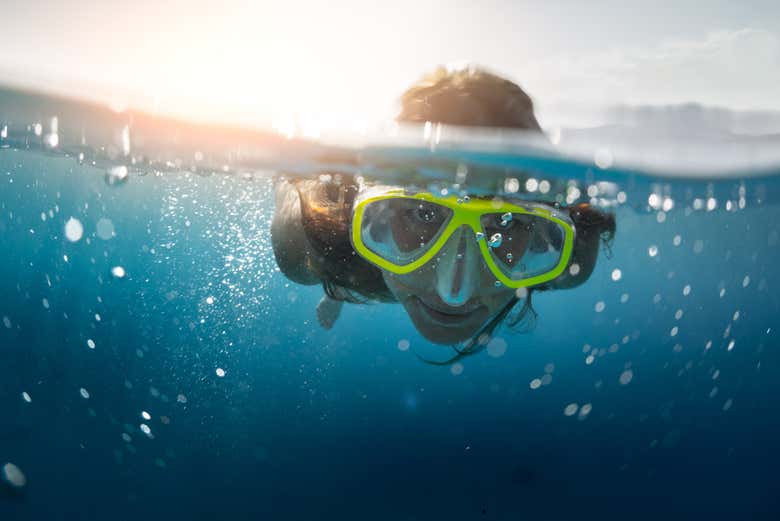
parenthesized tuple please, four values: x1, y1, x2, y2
(1, 86, 779, 520)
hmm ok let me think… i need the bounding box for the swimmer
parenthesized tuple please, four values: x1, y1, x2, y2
(271, 66, 615, 352)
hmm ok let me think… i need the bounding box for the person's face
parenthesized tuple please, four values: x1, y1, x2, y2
(381, 225, 516, 344)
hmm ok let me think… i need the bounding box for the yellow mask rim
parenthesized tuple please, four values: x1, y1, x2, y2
(350, 190, 575, 289)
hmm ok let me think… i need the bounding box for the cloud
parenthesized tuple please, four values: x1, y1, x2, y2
(525, 28, 780, 112)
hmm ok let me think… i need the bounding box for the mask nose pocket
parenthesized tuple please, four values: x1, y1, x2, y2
(434, 226, 481, 306)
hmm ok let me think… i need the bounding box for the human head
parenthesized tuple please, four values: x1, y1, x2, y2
(380, 66, 551, 344)
(270, 65, 615, 347)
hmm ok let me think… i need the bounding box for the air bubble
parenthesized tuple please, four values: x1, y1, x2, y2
(64, 218, 84, 242)
(105, 166, 129, 186)
(648, 194, 661, 209)
(486, 338, 507, 358)
(594, 148, 613, 169)
(505, 178, 520, 193)
(1, 462, 27, 489)
(96, 218, 115, 240)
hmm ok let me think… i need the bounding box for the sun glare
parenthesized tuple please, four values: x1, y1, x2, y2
(97, 4, 408, 134)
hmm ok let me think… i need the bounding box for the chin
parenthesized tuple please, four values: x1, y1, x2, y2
(416, 325, 479, 345)
(407, 310, 484, 344)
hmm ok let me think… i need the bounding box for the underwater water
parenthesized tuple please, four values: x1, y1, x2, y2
(1, 88, 780, 520)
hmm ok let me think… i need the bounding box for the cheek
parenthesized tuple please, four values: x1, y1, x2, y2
(481, 288, 516, 314)
(383, 269, 436, 297)
(382, 273, 403, 298)
(382, 272, 410, 302)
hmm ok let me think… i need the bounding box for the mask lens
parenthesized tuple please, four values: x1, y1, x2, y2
(360, 198, 453, 266)
(481, 212, 566, 280)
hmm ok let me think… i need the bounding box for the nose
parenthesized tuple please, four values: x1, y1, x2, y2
(434, 225, 482, 306)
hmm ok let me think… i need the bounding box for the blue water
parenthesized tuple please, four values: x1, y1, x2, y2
(2, 94, 780, 520)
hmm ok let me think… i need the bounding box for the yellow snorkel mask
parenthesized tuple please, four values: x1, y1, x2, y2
(350, 188, 576, 289)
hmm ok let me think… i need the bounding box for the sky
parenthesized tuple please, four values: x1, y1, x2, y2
(0, 0, 778, 130)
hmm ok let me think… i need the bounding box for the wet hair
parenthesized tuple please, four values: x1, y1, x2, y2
(398, 65, 542, 130)
(272, 65, 616, 358)
(272, 177, 395, 303)
(292, 178, 395, 303)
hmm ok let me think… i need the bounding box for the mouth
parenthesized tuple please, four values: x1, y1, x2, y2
(410, 296, 487, 326)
